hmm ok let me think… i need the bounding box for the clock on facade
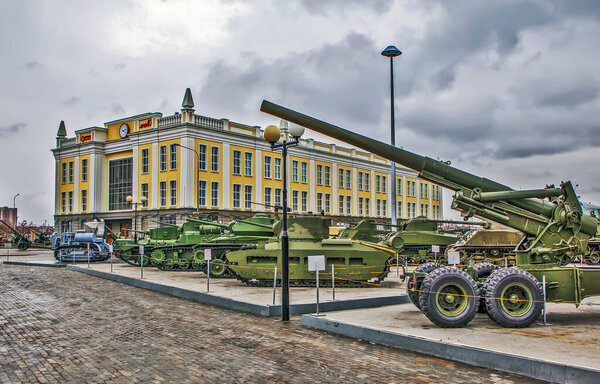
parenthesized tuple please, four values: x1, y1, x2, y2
(119, 123, 129, 138)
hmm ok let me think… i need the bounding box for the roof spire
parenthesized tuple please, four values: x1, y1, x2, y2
(182, 88, 194, 108)
(57, 120, 67, 137)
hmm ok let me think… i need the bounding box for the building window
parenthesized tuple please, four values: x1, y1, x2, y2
(170, 180, 177, 206)
(81, 159, 88, 181)
(364, 173, 370, 191)
(198, 144, 207, 171)
(61, 192, 66, 212)
(211, 147, 219, 172)
(274, 188, 281, 208)
(382, 175, 386, 194)
(292, 160, 299, 182)
(68, 191, 73, 212)
(198, 180, 207, 207)
(397, 178, 402, 195)
(108, 158, 133, 211)
(244, 152, 252, 176)
(358, 197, 363, 216)
(325, 194, 331, 214)
(170, 144, 177, 170)
(301, 191, 308, 212)
(244, 185, 253, 209)
(398, 202, 402, 218)
(233, 150, 241, 175)
(324, 166, 330, 186)
(68, 161, 74, 183)
(376, 175, 381, 193)
(264, 156, 271, 178)
(382, 200, 387, 216)
(338, 169, 344, 188)
(264, 187, 272, 210)
(376, 199, 381, 217)
(346, 196, 351, 215)
(316, 192, 323, 213)
(141, 183, 149, 208)
(358, 172, 363, 190)
(160, 145, 167, 171)
(211, 182, 219, 207)
(316, 164, 323, 185)
(301, 162, 308, 183)
(365, 198, 370, 216)
(160, 181, 167, 207)
(233, 184, 241, 208)
(346, 170, 351, 189)
(421, 203, 428, 217)
(61, 163, 67, 184)
(81, 190, 87, 212)
(274, 158, 281, 180)
(339, 195, 344, 214)
(138, 147, 149, 174)
(292, 190, 299, 212)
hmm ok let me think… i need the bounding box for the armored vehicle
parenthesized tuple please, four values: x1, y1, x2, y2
(226, 215, 394, 287)
(52, 221, 111, 262)
(260, 100, 600, 328)
(447, 229, 524, 265)
(0, 219, 51, 250)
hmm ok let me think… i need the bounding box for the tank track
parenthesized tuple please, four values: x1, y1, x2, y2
(114, 251, 146, 267)
(53, 247, 110, 263)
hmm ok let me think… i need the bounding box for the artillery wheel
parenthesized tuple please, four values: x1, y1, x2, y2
(474, 262, 499, 313)
(151, 250, 167, 268)
(483, 268, 543, 328)
(17, 242, 29, 251)
(208, 259, 227, 277)
(586, 252, 600, 265)
(419, 267, 479, 328)
(407, 262, 437, 309)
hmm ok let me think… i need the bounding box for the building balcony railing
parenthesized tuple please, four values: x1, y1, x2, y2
(157, 114, 182, 128)
(193, 114, 224, 130)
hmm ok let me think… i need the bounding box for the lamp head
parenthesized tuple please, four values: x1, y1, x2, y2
(381, 45, 402, 58)
(126, 195, 133, 203)
(263, 125, 281, 144)
(288, 124, 305, 139)
(140, 196, 148, 203)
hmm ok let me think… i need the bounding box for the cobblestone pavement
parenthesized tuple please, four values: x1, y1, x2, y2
(0, 265, 541, 383)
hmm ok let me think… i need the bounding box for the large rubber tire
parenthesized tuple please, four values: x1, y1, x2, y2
(407, 262, 438, 309)
(474, 262, 499, 313)
(418, 267, 479, 328)
(483, 268, 543, 328)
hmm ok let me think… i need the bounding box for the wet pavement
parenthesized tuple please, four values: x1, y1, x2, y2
(0, 264, 541, 383)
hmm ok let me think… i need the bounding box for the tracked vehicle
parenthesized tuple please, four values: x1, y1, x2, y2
(260, 100, 600, 328)
(51, 221, 111, 262)
(226, 215, 394, 287)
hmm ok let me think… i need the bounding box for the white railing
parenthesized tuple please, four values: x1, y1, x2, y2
(193, 115, 223, 130)
(157, 114, 182, 128)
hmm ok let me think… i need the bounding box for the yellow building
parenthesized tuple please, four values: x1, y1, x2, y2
(52, 88, 443, 233)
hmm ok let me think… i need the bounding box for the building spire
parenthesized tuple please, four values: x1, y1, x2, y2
(182, 88, 194, 108)
(57, 120, 67, 137)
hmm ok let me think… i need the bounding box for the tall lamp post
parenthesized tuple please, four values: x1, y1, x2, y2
(13, 193, 20, 227)
(174, 143, 200, 216)
(126, 195, 147, 242)
(381, 45, 402, 225)
(263, 120, 305, 321)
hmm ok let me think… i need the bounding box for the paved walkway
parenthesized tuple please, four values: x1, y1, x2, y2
(0, 264, 540, 383)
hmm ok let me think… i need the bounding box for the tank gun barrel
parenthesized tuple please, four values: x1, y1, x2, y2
(149, 220, 179, 228)
(235, 219, 275, 230)
(0, 219, 23, 238)
(186, 218, 229, 229)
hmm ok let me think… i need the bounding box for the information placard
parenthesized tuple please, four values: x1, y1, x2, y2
(4, 243, 12, 249)
(204, 248, 212, 261)
(431, 245, 440, 253)
(447, 251, 460, 265)
(308, 255, 325, 271)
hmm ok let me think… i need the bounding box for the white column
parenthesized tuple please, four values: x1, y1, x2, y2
(132, 146, 139, 202)
(74, 156, 80, 212)
(352, 168, 358, 215)
(370, 170, 375, 217)
(180, 137, 195, 208)
(256, 149, 262, 210)
(151, 143, 159, 209)
(222, 143, 230, 210)
(54, 159, 60, 215)
(89, 153, 96, 212)
(416, 179, 421, 217)
(429, 183, 433, 219)
(332, 163, 338, 215)
(309, 159, 316, 213)
(439, 187, 444, 219)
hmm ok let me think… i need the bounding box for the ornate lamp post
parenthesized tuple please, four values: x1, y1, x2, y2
(13, 193, 20, 227)
(126, 195, 147, 242)
(381, 45, 402, 225)
(174, 143, 200, 215)
(263, 120, 305, 321)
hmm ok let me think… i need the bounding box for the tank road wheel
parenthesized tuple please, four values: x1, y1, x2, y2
(208, 259, 227, 277)
(418, 267, 479, 328)
(151, 250, 167, 268)
(192, 250, 206, 271)
(176, 258, 190, 270)
(586, 252, 600, 265)
(474, 262, 499, 313)
(484, 268, 543, 328)
(407, 262, 438, 309)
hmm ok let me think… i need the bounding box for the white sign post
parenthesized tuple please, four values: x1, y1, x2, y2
(5, 243, 11, 261)
(447, 251, 460, 267)
(432, 245, 440, 264)
(139, 245, 145, 279)
(272, 266, 278, 305)
(108, 244, 114, 273)
(87, 243, 91, 268)
(331, 264, 336, 301)
(205, 249, 212, 293)
(308, 255, 326, 315)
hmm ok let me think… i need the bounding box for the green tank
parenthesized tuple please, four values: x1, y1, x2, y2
(336, 219, 389, 243)
(225, 215, 394, 287)
(149, 213, 277, 276)
(112, 223, 185, 266)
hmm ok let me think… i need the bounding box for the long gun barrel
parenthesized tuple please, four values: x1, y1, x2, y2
(150, 220, 179, 228)
(0, 219, 23, 238)
(186, 218, 229, 229)
(235, 219, 275, 230)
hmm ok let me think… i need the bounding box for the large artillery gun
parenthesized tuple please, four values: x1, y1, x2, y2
(0, 219, 51, 250)
(260, 100, 599, 328)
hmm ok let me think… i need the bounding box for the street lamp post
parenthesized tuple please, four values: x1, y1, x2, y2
(13, 193, 20, 227)
(263, 120, 304, 321)
(381, 45, 402, 226)
(126, 195, 147, 243)
(174, 143, 200, 216)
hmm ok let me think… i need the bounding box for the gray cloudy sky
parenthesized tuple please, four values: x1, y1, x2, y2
(1, 0, 599, 223)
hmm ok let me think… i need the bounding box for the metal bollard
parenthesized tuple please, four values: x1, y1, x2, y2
(140, 254, 144, 279)
(272, 266, 277, 305)
(110, 251, 113, 273)
(87, 243, 91, 268)
(543, 275, 547, 326)
(396, 254, 399, 278)
(315, 269, 321, 315)
(206, 259, 210, 293)
(331, 264, 335, 301)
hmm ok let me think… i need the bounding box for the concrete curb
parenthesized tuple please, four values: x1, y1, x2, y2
(301, 315, 600, 384)
(67, 265, 408, 317)
(3, 260, 67, 268)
